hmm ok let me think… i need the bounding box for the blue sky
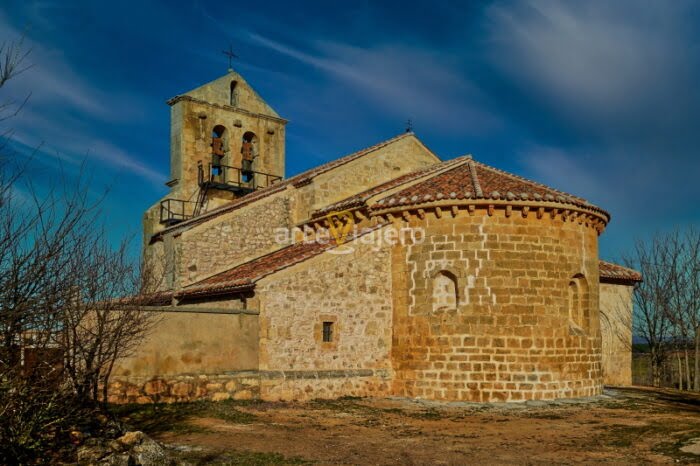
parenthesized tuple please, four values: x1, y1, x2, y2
(1, 0, 699, 261)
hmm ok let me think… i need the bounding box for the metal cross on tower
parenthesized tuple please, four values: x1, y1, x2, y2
(405, 118, 413, 133)
(222, 44, 238, 71)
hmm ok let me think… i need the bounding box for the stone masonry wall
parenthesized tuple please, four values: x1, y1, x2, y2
(186, 72, 280, 119)
(106, 369, 390, 404)
(310, 136, 438, 213)
(141, 238, 167, 292)
(256, 234, 394, 400)
(176, 192, 292, 286)
(391, 208, 602, 402)
(600, 282, 634, 386)
(107, 372, 260, 404)
(168, 135, 439, 288)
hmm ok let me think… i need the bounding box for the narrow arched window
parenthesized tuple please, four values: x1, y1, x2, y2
(568, 274, 589, 330)
(433, 270, 458, 311)
(230, 81, 238, 106)
(568, 279, 580, 324)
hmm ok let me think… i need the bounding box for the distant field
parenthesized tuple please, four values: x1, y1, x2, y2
(633, 352, 697, 388)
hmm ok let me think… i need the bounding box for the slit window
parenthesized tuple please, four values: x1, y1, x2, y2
(322, 321, 334, 343)
(568, 274, 589, 331)
(230, 81, 238, 106)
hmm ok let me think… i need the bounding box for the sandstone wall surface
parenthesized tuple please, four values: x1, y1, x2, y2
(176, 192, 292, 286)
(185, 72, 280, 118)
(256, 235, 394, 399)
(600, 282, 634, 386)
(171, 99, 286, 205)
(111, 309, 258, 380)
(310, 136, 438, 213)
(391, 208, 602, 402)
(106, 369, 390, 404)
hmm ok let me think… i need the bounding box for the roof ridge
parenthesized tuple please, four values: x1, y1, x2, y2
(374, 159, 475, 206)
(467, 159, 483, 198)
(360, 156, 468, 202)
(312, 156, 468, 218)
(369, 155, 609, 218)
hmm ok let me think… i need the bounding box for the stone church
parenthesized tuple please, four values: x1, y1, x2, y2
(108, 70, 641, 404)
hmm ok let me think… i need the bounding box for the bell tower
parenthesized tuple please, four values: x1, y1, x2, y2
(161, 69, 287, 223)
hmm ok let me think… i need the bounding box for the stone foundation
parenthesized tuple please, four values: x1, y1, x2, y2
(260, 369, 392, 401)
(107, 369, 391, 404)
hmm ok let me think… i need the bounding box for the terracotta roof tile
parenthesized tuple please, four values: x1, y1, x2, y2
(473, 161, 587, 204)
(155, 133, 415, 238)
(599, 260, 642, 284)
(311, 156, 467, 218)
(181, 226, 381, 298)
(372, 157, 607, 217)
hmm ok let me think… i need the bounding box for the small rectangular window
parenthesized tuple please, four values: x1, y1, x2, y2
(322, 321, 333, 342)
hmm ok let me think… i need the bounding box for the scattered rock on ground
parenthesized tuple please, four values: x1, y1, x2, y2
(117, 431, 145, 448)
(681, 438, 700, 455)
(76, 430, 172, 466)
(131, 436, 169, 465)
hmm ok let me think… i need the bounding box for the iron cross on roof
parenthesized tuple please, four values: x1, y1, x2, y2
(222, 44, 238, 71)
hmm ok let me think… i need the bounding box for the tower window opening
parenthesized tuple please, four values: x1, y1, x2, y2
(230, 81, 238, 106)
(241, 131, 258, 183)
(211, 125, 226, 177)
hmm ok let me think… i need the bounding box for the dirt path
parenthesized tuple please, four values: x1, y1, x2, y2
(117, 387, 700, 465)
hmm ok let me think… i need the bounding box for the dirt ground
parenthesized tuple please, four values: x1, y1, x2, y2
(116, 387, 700, 465)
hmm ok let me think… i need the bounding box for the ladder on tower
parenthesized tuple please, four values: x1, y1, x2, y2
(193, 184, 208, 217)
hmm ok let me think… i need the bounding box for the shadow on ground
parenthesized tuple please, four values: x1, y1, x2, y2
(113, 387, 700, 465)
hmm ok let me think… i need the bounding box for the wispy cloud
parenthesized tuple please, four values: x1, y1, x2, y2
(6, 102, 165, 186)
(0, 13, 142, 122)
(485, 0, 700, 140)
(484, 0, 700, 255)
(0, 12, 162, 186)
(518, 146, 608, 202)
(245, 32, 501, 134)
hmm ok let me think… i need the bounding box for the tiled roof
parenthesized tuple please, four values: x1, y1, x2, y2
(155, 133, 417, 238)
(184, 241, 329, 296)
(599, 260, 642, 284)
(181, 226, 381, 298)
(371, 158, 608, 218)
(311, 156, 468, 219)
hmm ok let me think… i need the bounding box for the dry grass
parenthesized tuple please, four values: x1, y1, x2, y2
(115, 387, 700, 465)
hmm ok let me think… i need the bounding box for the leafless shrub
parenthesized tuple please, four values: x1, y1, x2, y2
(625, 228, 700, 389)
(0, 35, 158, 463)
